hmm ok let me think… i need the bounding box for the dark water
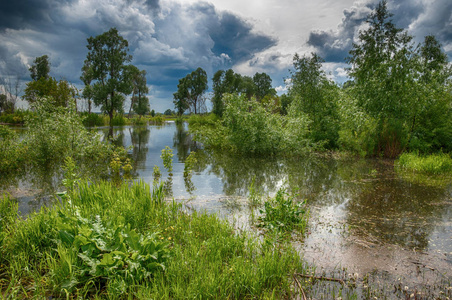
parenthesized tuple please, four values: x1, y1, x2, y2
(3, 122, 452, 294)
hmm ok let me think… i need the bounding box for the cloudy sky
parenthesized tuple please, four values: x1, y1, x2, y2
(0, 0, 451, 112)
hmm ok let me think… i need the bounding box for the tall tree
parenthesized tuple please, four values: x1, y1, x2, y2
(81, 28, 132, 125)
(253, 72, 276, 101)
(289, 53, 339, 148)
(346, 0, 417, 156)
(125, 65, 149, 116)
(24, 77, 77, 107)
(29, 55, 50, 81)
(173, 67, 208, 115)
(212, 69, 242, 116)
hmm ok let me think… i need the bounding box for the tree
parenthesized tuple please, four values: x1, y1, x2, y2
(29, 55, 50, 81)
(212, 69, 242, 116)
(253, 72, 276, 101)
(24, 77, 77, 107)
(288, 53, 340, 148)
(81, 28, 132, 125)
(346, 0, 418, 156)
(125, 65, 149, 116)
(173, 67, 208, 115)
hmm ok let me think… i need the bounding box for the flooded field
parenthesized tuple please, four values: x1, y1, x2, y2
(3, 122, 451, 298)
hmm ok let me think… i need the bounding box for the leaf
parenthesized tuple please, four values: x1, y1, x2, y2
(58, 230, 75, 245)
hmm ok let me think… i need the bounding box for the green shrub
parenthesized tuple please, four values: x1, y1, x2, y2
(80, 112, 105, 127)
(149, 115, 164, 125)
(0, 110, 34, 125)
(0, 125, 27, 173)
(131, 116, 148, 125)
(110, 114, 127, 126)
(25, 97, 114, 171)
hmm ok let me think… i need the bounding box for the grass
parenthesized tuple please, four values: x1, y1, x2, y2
(396, 152, 452, 174)
(0, 180, 304, 299)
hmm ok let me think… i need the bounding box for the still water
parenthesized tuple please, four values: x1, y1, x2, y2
(3, 122, 452, 294)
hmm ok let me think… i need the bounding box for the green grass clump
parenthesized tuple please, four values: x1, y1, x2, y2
(149, 115, 164, 125)
(396, 152, 452, 174)
(110, 114, 127, 126)
(257, 189, 309, 234)
(0, 180, 304, 299)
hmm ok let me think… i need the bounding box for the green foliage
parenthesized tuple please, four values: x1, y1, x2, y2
(212, 69, 276, 117)
(81, 112, 105, 127)
(345, 1, 452, 157)
(1, 179, 303, 299)
(253, 72, 276, 101)
(0, 125, 27, 173)
(24, 77, 77, 106)
(110, 114, 127, 126)
(82, 28, 133, 124)
(190, 94, 313, 155)
(289, 53, 340, 149)
(337, 91, 379, 157)
(149, 115, 164, 125)
(29, 55, 50, 81)
(257, 189, 309, 233)
(51, 210, 170, 294)
(161, 146, 173, 174)
(131, 116, 147, 125)
(0, 112, 24, 124)
(173, 67, 208, 115)
(222, 94, 283, 154)
(187, 113, 219, 127)
(183, 151, 197, 178)
(62, 156, 81, 191)
(396, 152, 452, 174)
(25, 97, 114, 173)
(0, 195, 18, 257)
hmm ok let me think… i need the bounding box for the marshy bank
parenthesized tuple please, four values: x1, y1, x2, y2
(1, 122, 451, 298)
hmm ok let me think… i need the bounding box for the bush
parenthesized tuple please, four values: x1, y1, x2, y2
(0, 110, 34, 125)
(190, 94, 313, 155)
(149, 115, 164, 125)
(110, 114, 127, 126)
(0, 125, 28, 173)
(80, 112, 105, 127)
(25, 97, 114, 172)
(131, 116, 148, 125)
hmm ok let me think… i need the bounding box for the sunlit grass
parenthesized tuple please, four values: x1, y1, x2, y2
(396, 152, 452, 174)
(0, 180, 304, 299)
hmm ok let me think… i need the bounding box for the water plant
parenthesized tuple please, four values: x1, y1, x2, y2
(257, 189, 309, 234)
(161, 146, 173, 174)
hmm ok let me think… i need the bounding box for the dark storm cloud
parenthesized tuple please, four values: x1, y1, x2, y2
(308, 0, 452, 63)
(207, 10, 277, 63)
(0, 0, 78, 30)
(307, 0, 374, 62)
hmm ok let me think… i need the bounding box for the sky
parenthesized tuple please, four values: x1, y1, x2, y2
(0, 0, 451, 112)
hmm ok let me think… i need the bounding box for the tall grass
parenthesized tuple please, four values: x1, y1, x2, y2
(0, 180, 304, 299)
(396, 152, 452, 174)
